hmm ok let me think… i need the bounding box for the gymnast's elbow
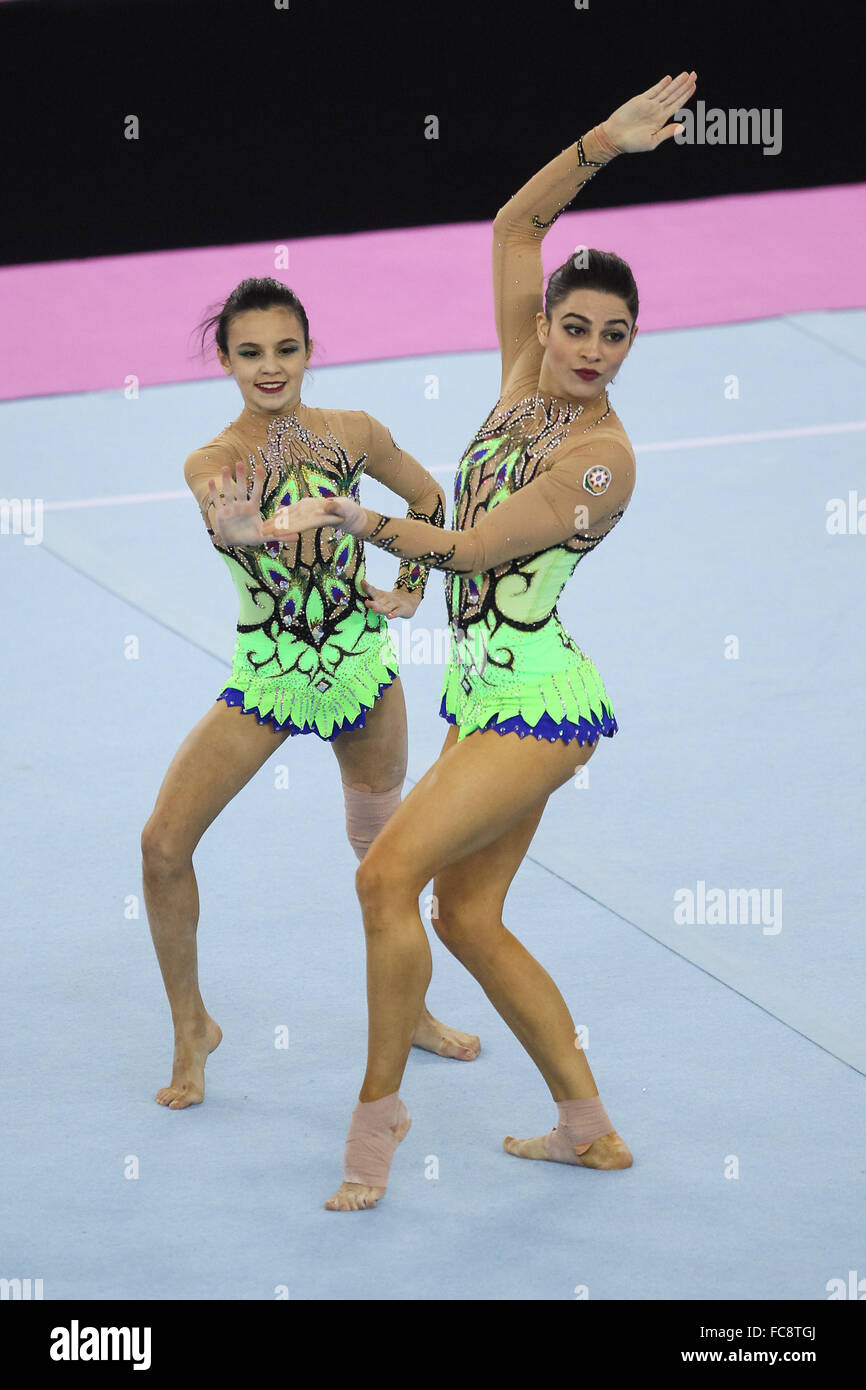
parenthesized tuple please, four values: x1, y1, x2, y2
(492, 203, 523, 237)
(451, 541, 488, 575)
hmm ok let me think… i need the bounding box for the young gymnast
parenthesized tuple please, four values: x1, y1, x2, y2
(236, 71, 697, 1208)
(141, 278, 481, 1111)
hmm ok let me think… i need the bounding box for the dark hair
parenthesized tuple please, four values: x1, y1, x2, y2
(545, 248, 638, 327)
(196, 277, 311, 359)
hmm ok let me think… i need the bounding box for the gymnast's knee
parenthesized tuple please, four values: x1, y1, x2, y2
(354, 854, 416, 919)
(431, 899, 502, 960)
(140, 818, 191, 878)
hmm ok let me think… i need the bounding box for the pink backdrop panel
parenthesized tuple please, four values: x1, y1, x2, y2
(0, 183, 863, 401)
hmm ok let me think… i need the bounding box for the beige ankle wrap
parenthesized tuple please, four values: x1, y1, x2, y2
(543, 1096, 614, 1162)
(343, 1092, 411, 1188)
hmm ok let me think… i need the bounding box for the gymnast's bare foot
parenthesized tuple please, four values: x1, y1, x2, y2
(503, 1130, 634, 1169)
(412, 1005, 481, 1060)
(155, 1014, 223, 1109)
(324, 1106, 412, 1212)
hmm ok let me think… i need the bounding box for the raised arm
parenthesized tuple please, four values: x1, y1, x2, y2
(493, 72, 698, 396)
(360, 411, 447, 599)
(493, 125, 618, 396)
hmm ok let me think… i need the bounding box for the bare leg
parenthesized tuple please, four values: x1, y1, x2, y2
(141, 701, 291, 1107)
(332, 684, 480, 1061)
(430, 791, 632, 1171)
(325, 724, 630, 1210)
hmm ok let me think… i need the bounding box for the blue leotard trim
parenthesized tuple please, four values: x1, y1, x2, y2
(217, 676, 395, 741)
(438, 694, 617, 746)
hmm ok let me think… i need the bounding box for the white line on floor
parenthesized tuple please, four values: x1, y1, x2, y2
(40, 419, 866, 511)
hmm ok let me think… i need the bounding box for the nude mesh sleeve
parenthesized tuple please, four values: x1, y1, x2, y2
(356, 434, 635, 574)
(493, 126, 614, 389)
(359, 411, 447, 597)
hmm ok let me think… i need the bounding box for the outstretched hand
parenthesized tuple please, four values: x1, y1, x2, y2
(208, 461, 267, 546)
(603, 71, 697, 154)
(361, 579, 421, 619)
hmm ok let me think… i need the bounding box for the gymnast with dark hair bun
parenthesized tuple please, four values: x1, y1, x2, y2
(258, 71, 698, 1210)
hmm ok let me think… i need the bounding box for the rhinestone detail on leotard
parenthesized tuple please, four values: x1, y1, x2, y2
(530, 137, 603, 230)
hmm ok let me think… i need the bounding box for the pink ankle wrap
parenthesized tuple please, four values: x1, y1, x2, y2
(342, 781, 403, 862)
(543, 1096, 613, 1162)
(343, 1092, 411, 1187)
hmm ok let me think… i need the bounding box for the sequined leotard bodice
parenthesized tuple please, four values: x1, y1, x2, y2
(438, 389, 633, 734)
(185, 402, 445, 739)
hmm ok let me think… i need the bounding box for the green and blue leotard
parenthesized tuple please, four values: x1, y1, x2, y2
(356, 388, 635, 745)
(353, 125, 637, 745)
(184, 402, 445, 740)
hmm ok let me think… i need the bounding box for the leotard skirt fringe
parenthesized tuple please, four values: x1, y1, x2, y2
(216, 611, 399, 741)
(439, 616, 618, 747)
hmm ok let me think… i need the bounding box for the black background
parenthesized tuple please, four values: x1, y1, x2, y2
(1, 0, 863, 266)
